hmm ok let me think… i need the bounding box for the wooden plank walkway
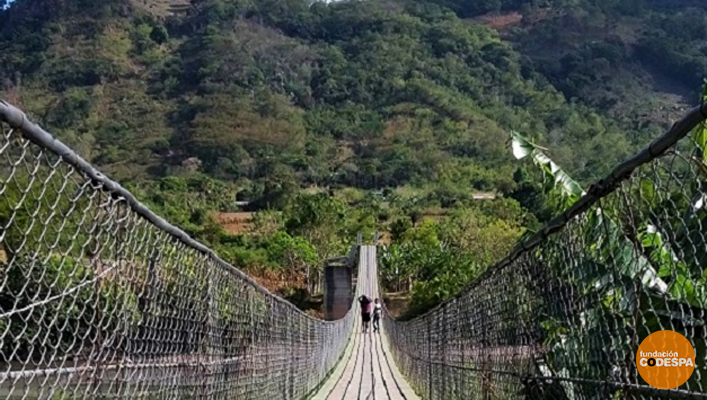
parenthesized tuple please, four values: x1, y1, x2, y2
(312, 246, 419, 400)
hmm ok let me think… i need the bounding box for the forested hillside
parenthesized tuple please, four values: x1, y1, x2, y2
(0, 0, 704, 314)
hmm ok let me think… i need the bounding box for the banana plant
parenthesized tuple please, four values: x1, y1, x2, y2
(510, 131, 585, 209)
(510, 130, 667, 294)
(509, 130, 679, 398)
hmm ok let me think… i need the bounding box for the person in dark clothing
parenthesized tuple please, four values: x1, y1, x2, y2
(358, 295, 372, 333)
(372, 298, 382, 332)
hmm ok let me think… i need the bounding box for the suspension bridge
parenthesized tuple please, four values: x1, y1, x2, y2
(0, 97, 706, 400)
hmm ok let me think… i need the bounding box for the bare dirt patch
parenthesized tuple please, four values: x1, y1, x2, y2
(376, 231, 391, 245)
(474, 12, 523, 30)
(383, 292, 410, 319)
(249, 269, 323, 317)
(472, 8, 557, 33)
(248, 268, 306, 295)
(213, 212, 254, 235)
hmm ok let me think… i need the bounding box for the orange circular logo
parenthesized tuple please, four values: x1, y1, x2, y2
(636, 330, 695, 389)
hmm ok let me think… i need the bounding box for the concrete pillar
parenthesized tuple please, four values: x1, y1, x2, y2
(323, 264, 352, 321)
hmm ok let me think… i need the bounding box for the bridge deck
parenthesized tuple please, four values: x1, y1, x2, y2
(312, 246, 419, 400)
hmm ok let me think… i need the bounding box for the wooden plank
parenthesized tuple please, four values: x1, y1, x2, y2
(370, 333, 389, 399)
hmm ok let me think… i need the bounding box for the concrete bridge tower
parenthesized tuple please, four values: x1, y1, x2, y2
(323, 259, 353, 320)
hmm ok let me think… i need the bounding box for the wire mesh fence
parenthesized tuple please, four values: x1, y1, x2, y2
(0, 100, 356, 399)
(381, 104, 707, 399)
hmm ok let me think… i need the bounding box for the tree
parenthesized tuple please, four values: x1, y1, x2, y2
(265, 231, 317, 292)
(390, 217, 412, 241)
(284, 193, 347, 293)
(150, 24, 169, 44)
(510, 166, 551, 222)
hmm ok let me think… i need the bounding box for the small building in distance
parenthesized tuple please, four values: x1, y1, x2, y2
(472, 192, 496, 200)
(130, 0, 192, 17)
(168, 1, 190, 16)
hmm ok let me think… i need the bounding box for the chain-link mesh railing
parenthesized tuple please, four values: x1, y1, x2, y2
(0, 100, 358, 399)
(381, 104, 707, 399)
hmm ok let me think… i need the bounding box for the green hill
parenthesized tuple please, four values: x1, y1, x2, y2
(3, 0, 689, 202)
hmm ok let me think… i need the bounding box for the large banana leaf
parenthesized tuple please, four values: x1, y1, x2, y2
(510, 130, 667, 294)
(509, 130, 677, 397)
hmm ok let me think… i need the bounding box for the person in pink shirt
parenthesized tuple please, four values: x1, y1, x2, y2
(358, 295, 372, 333)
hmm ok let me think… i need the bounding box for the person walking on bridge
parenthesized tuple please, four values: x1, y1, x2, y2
(358, 295, 372, 333)
(372, 298, 382, 332)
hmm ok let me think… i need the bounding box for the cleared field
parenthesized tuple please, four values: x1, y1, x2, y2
(130, 0, 191, 17)
(213, 212, 254, 235)
(473, 11, 523, 30)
